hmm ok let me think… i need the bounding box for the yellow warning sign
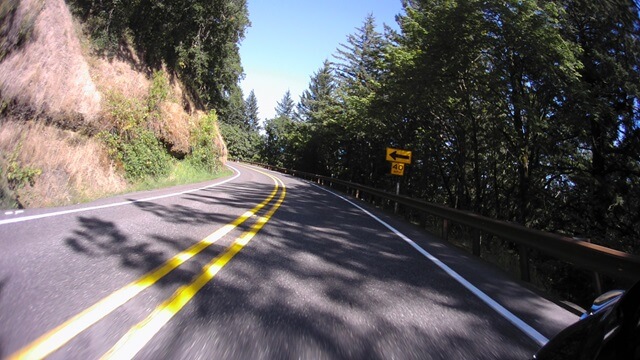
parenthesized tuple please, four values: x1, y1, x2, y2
(386, 147, 412, 164)
(390, 162, 405, 176)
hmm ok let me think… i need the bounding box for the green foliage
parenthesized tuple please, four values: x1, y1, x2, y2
(275, 90, 296, 119)
(69, 0, 138, 54)
(218, 84, 246, 127)
(219, 122, 261, 161)
(120, 129, 171, 180)
(104, 91, 148, 139)
(0, 141, 41, 209)
(186, 111, 222, 173)
(148, 70, 171, 113)
(4, 143, 41, 190)
(131, 161, 232, 192)
(261, 115, 305, 168)
(100, 91, 171, 180)
(0, 169, 17, 209)
(260, 2, 640, 267)
(244, 90, 260, 131)
(99, 129, 171, 181)
(68, 0, 249, 113)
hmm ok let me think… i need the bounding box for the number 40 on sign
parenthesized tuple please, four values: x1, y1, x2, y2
(390, 162, 405, 176)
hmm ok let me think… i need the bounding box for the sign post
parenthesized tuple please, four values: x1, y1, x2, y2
(385, 147, 412, 214)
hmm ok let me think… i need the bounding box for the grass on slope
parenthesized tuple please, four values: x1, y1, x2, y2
(129, 161, 233, 193)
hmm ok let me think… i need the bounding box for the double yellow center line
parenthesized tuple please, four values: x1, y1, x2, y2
(10, 165, 285, 360)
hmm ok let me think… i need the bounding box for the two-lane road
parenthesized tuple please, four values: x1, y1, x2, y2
(0, 163, 577, 359)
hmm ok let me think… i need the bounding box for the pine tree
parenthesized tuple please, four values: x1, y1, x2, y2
(333, 14, 385, 96)
(244, 90, 260, 131)
(558, 0, 640, 251)
(219, 85, 246, 127)
(275, 90, 295, 119)
(331, 14, 388, 183)
(296, 60, 337, 123)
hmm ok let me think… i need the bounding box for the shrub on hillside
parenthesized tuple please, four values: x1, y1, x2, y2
(101, 91, 171, 180)
(187, 111, 221, 173)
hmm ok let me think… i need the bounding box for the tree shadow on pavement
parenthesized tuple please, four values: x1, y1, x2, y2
(65, 216, 166, 271)
(58, 175, 550, 359)
(135, 181, 542, 360)
(63, 182, 278, 283)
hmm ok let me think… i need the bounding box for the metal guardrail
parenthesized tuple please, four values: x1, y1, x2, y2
(247, 162, 640, 286)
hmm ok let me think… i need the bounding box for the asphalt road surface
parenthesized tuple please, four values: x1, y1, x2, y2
(0, 163, 578, 359)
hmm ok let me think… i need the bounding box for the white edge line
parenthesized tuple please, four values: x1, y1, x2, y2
(308, 181, 549, 347)
(0, 164, 241, 226)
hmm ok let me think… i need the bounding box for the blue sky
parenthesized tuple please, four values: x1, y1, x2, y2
(239, 1, 403, 121)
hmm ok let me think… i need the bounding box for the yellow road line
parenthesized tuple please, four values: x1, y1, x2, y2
(101, 175, 287, 360)
(9, 169, 280, 360)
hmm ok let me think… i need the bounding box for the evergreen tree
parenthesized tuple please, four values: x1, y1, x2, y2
(332, 15, 388, 183)
(275, 90, 295, 119)
(219, 85, 246, 127)
(261, 115, 304, 168)
(334, 14, 385, 95)
(558, 0, 640, 251)
(244, 90, 260, 131)
(296, 60, 337, 123)
(295, 60, 341, 174)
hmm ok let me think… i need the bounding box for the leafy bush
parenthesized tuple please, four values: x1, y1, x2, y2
(0, 141, 41, 208)
(104, 91, 148, 139)
(187, 111, 221, 173)
(148, 70, 170, 113)
(120, 129, 171, 180)
(219, 122, 261, 161)
(101, 91, 171, 180)
(100, 129, 170, 181)
(5, 142, 41, 190)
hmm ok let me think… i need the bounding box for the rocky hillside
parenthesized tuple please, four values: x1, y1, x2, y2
(0, 0, 228, 208)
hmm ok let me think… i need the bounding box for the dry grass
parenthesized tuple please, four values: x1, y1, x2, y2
(0, 119, 125, 207)
(157, 101, 191, 156)
(0, 0, 102, 123)
(92, 52, 149, 105)
(0, 0, 228, 208)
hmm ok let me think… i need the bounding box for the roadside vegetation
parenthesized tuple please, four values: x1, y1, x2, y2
(253, 2, 640, 254)
(0, 0, 247, 208)
(216, 1, 639, 305)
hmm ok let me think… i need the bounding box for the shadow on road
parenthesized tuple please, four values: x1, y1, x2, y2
(134, 180, 542, 359)
(60, 176, 547, 359)
(63, 182, 277, 283)
(65, 216, 165, 270)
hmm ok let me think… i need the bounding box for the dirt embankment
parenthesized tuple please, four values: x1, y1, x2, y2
(0, 0, 227, 208)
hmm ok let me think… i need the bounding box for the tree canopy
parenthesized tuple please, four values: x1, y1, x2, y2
(275, 90, 296, 119)
(256, 1, 640, 265)
(70, 0, 250, 116)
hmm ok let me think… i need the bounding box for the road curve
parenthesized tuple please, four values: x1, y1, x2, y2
(0, 163, 577, 359)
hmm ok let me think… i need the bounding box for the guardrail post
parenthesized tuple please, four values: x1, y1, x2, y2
(582, 238, 603, 295)
(519, 245, 531, 282)
(442, 219, 449, 242)
(472, 229, 481, 257)
(418, 212, 426, 228)
(394, 182, 400, 214)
